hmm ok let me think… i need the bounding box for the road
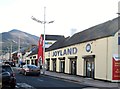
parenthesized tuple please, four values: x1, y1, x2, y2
(12, 67, 118, 89)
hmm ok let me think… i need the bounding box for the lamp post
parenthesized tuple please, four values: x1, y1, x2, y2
(31, 7, 54, 74)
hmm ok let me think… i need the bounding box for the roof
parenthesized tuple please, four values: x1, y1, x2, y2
(46, 36, 70, 51)
(12, 47, 27, 55)
(41, 34, 65, 40)
(46, 17, 119, 51)
(27, 46, 38, 56)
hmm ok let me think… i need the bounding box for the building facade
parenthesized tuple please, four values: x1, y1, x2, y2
(45, 17, 120, 82)
(25, 54, 37, 65)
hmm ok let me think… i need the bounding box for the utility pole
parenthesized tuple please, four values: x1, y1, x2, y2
(10, 41, 12, 61)
(31, 7, 54, 74)
(18, 36, 20, 53)
(17, 36, 21, 67)
(7, 47, 10, 61)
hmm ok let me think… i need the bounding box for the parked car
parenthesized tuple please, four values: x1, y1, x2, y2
(1, 64, 16, 89)
(19, 64, 40, 76)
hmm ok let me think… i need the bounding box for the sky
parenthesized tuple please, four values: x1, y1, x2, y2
(0, 0, 119, 37)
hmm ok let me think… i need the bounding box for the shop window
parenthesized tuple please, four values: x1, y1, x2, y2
(31, 60, 34, 65)
(53, 60, 56, 72)
(33, 56, 36, 58)
(118, 37, 120, 45)
(71, 60, 76, 75)
(46, 60, 50, 71)
(61, 61, 65, 73)
(27, 60, 30, 64)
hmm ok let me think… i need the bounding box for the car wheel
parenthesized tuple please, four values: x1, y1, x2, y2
(24, 72, 27, 76)
(10, 85, 15, 89)
(37, 73, 40, 76)
(19, 71, 22, 74)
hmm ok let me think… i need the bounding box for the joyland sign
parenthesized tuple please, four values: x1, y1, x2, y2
(112, 54, 120, 80)
(52, 47, 77, 57)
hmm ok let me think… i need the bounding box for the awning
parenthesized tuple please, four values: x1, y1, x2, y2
(82, 55, 95, 59)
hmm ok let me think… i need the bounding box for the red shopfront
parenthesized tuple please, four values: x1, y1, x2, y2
(112, 54, 120, 80)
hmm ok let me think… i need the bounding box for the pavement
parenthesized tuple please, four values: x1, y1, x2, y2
(42, 71, 120, 88)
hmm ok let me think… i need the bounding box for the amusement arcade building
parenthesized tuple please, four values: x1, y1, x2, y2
(45, 17, 120, 82)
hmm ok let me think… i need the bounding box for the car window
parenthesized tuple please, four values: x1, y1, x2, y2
(2, 69, 6, 72)
(23, 66, 25, 68)
(23, 65, 27, 68)
(2, 66, 13, 73)
(28, 65, 38, 69)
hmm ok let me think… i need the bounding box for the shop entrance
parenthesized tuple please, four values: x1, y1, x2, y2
(35, 59, 38, 66)
(83, 55, 95, 78)
(86, 60, 94, 78)
(59, 57, 65, 73)
(60, 60, 65, 73)
(70, 57, 77, 75)
(52, 59, 56, 72)
(46, 59, 50, 71)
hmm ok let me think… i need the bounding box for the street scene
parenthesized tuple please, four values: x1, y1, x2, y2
(0, 0, 120, 89)
(0, 62, 119, 89)
(10, 67, 120, 89)
(15, 68, 93, 89)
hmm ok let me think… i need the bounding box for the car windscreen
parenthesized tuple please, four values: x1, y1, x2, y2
(2, 66, 13, 73)
(28, 65, 38, 69)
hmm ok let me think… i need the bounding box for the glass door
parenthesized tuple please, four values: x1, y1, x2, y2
(47, 60, 50, 71)
(86, 61, 94, 78)
(71, 60, 76, 75)
(53, 60, 56, 72)
(61, 61, 65, 73)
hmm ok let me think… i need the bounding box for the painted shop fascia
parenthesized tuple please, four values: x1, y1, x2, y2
(46, 45, 78, 58)
(52, 47, 77, 57)
(45, 42, 94, 59)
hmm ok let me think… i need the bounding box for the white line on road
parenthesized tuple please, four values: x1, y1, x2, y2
(37, 79, 44, 82)
(17, 83, 36, 89)
(82, 87, 99, 89)
(15, 85, 19, 88)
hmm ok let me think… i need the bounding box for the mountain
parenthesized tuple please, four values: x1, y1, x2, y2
(1, 29, 39, 54)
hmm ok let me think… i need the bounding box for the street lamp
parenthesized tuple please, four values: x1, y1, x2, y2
(31, 7, 54, 74)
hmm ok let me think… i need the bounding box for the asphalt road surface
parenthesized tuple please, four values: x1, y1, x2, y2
(12, 67, 119, 89)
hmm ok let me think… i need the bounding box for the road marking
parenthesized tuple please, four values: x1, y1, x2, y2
(17, 83, 36, 89)
(15, 85, 19, 88)
(82, 88, 99, 89)
(37, 79, 44, 82)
